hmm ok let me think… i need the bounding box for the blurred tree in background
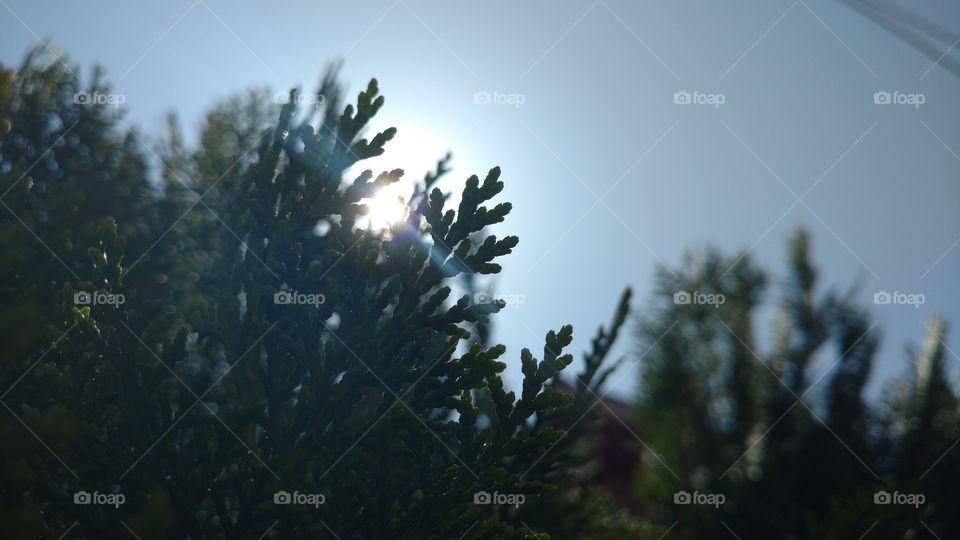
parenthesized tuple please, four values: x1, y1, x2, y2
(632, 230, 958, 538)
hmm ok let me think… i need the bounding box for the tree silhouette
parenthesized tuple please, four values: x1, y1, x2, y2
(0, 48, 645, 539)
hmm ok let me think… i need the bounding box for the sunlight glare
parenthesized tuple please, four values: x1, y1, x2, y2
(359, 188, 408, 230)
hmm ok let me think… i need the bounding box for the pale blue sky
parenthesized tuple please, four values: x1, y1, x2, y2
(2, 0, 958, 402)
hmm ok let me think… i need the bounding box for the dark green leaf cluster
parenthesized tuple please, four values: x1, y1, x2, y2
(0, 48, 639, 540)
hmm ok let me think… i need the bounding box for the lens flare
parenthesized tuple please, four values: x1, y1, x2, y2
(358, 189, 408, 231)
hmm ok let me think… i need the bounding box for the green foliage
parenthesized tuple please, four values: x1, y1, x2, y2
(518, 288, 660, 540)
(0, 48, 638, 539)
(633, 230, 959, 538)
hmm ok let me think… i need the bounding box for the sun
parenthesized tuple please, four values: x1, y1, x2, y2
(358, 188, 408, 231)
(348, 124, 448, 232)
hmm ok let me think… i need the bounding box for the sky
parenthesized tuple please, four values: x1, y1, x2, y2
(2, 0, 958, 403)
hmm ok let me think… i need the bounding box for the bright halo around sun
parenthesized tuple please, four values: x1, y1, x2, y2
(350, 124, 447, 232)
(358, 187, 408, 231)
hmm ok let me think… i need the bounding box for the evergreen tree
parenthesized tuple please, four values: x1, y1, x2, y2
(632, 230, 959, 538)
(0, 46, 158, 537)
(0, 48, 646, 539)
(633, 247, 766, 534)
